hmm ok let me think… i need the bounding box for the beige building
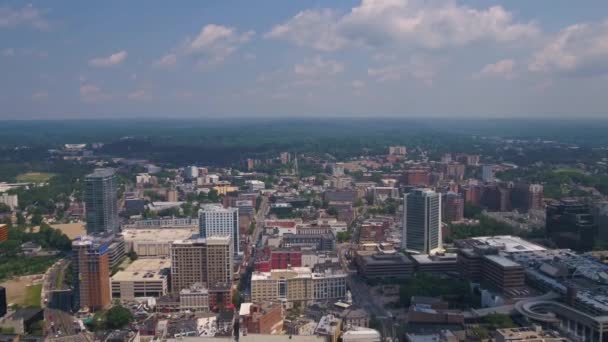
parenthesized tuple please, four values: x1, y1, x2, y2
(122, 228, 197, 257)
(179, 283, 209, 313)
(251, 267, 346, 307)
(170, 236, 233, 293)
(111, 258, 171, 301)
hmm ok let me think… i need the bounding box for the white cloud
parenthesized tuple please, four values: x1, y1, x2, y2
(0, 4, 51, 30)
(473, 59, 516, 80)
(128, 89, 149, 100)
(31, 91, 48, 100)
(294, 56, 344, 77)
(80, 83, 109, 102)
(267, 0, 539, 51)
(158, 24, 254, 69)
(368, 56, 439, 85)
(155, 53, 177, 67)
(88, 50, 128, 67)
(529, 20, 608, 76)
(265, 9, 348, 51)
(185, 24, 254, 65)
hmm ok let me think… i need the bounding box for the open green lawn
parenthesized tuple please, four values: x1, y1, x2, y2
(554, 168, 585, 174)
(23, 283, 42, 308)
(15, 172, 56, 183)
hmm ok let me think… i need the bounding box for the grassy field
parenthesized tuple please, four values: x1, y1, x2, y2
(23, 283, 42, 308)
(15, 172, 56, 183)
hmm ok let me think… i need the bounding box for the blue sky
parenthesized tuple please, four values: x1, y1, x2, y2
(1, 0, 608, 119)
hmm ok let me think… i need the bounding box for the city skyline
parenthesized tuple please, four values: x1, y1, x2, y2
(1, 0, 608, 119)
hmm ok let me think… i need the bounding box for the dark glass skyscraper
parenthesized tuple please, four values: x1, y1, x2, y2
(85, 168, 119, 234)
(402, 189, 442, 254)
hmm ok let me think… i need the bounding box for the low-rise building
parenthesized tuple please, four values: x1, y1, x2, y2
(355, 253, 414, 280)
(111, 258, 171, 300)
(179, 283, 209, 313)
(251, 267, 347, 307)
(410, 254, 459, 274)
(240, 302, 284, 334)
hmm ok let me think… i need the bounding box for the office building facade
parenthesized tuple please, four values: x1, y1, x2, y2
(170, 236, 233, 293)
(199, 205, 240, 255)
(85, 168, 119, 234)
(72, 237, 112, 311)
(402, 189, 442, 254)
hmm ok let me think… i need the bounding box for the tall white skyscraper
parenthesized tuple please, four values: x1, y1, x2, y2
(198, 204, 240, 255)
(402, 189, 442, 255)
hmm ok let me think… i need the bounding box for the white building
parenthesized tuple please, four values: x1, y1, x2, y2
(111, 258, 170, 301)
(136, 173, 153, 185)
(402, 189, 443, 255)
(246, 180, 266, 192)
(199, 204, 240, 254)
(0, 193, 18, 210)
(205, 174, 220, 184)
(482, 164, 495, 182)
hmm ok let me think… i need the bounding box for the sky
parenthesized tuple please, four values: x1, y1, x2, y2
(1, 0, 608, 119)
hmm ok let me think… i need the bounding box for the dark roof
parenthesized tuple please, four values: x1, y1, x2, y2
(12, 308, 43, 321)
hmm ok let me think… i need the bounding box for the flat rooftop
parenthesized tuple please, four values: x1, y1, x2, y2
(468, 235, 546, 253)
(410, 254, 458, 264)
(484, 254, 522, 268)
(111, 258, 170, 282)
(122, 228, 196, 242)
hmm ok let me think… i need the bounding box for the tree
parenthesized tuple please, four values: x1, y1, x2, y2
(336, 231, 352, 243)
(16, 212, 26, 226)
(327, 207, 338, 216)
(105, 305, 133, 329)
(31, 213, 43, 226)
(0, 203, 11, 213)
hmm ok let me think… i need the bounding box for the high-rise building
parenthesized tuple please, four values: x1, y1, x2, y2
(511, 183, 544, 212)
(0, 193, 18, 210)
(184, 166, 199, 180)
(442, 192, 464, 223)
(170, 236, 233, 293)
(85, 168, 119, 234)
(72, 236, 112, 311)
(199, 205, 240, 255)
(280, 152, 291, 165)
(546, 199, 597, 251)
(481, 165, 495, 182)
(402, 189, 442, 255)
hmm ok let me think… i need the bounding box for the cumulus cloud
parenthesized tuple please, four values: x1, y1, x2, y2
(529, 20, 608, 76)
(185, 24, 254, 66)
(267, 0, 539, 51)
(88, 50, 128, 67)
(473, 59, 516, 80)
(368, 56, 439, 85)
(294, 56, 344, 77)
(0, 4, 51, 30)
(155, 53, 177, 67)
(128, 89, 149, 100)
(266, 9, 348, 51)
(157, 24, 254, 69)
(80, 83, 109, 102)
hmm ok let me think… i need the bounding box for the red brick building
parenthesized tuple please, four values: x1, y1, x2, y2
(254, 248, 302, 272)
(403, 169, 430, 186)
(0, 224, 8, 243)
(242, 303, 284, 334)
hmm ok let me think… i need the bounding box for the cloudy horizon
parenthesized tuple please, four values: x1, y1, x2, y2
(2, 0, 608, 119)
